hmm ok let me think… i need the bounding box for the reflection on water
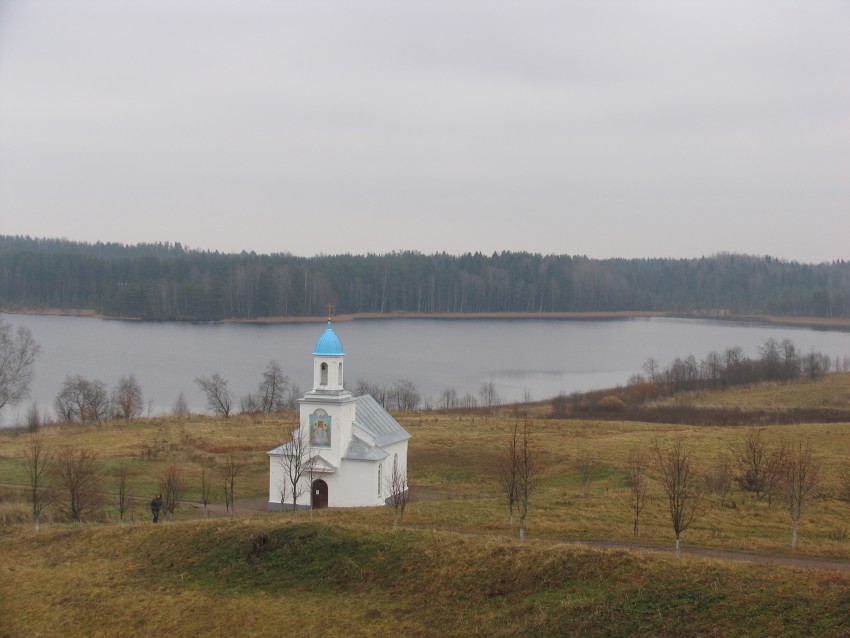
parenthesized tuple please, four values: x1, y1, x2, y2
(2, 314, 849, 426)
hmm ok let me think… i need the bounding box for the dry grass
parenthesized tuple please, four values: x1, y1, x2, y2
(671, 373, 850, 409)
(2, 519, 850, 637)
(2, 392, 850, 556)
(3, 379, 850, 635)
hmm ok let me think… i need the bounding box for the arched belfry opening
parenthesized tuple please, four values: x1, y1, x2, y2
(320, 362, 328, 386)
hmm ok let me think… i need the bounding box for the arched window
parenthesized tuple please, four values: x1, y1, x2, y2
(393, 453, 398, 475)
(378, 464, 382, 496)
(338, 362, 343, 386)
(320, 362, 328, 385)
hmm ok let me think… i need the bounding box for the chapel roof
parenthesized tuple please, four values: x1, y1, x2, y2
(343, 435, 388, 461)
(313, 321, 345, 356)
(354, 394, 411, 447)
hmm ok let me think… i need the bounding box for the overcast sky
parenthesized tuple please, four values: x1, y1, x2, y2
(0, 1, 847, 262)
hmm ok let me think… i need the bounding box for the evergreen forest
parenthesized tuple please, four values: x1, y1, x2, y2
(0, 235, 847, 321)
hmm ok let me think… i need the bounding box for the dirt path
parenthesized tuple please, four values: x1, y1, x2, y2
(4, 482, 849, 572)
(221, 496, 850, 573)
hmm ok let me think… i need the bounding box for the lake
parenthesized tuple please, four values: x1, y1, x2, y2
(2, 313, 849, 426)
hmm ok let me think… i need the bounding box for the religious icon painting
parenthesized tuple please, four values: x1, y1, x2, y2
(310, 409, 331, 447)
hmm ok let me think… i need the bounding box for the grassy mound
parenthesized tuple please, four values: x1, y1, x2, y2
(2, 519, 850, 637)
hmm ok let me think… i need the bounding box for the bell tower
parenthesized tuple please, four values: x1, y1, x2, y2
(310, 306, 345, 391)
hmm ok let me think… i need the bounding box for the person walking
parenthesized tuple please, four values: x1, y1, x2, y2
(150, 493, 163, 523)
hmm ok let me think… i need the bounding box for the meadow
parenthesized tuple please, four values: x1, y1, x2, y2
(1, 374, 850, 636)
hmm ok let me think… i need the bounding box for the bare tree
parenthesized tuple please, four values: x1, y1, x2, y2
(703, 456, 733, 508)
(55, 374, 110, 423)
(0, 319, 40, 414)
(26, 401, 44, 432)
(158, 465, 188, 522)
(515, 418, 539, 543)
(781, 440, 820, 551)
(113, 374, 144, 420)
(573, 450, 599, 498)
(256, 360, 289, 413)
(391, 379, 421, 411)
(199, 467, 212, 518)
(196, 373, 232, 418)
(278, 425, 312, 520)
(22, 430, 49, 531)
(498, 419, 521, 525)
(763, 445, 790, 508)
(172, 391, 190, 418)
(626, 450, 648, 538)
(218, 454, 243, 518)
(384, 457, 410, 529)
(439, 387, 459, 410)
(115, 463, 131, 523)
(479, 381, 500, 412)
(642, 357, 660, 382)
(53, 447, 102, 524)
(655, 439, 702, 557)
(734, 428, 768, 499)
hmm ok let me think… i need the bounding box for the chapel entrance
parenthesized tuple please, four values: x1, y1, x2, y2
(312, 479, 328, 509)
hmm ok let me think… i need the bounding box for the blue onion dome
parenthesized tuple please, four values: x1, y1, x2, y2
(313, 321, 345, 356)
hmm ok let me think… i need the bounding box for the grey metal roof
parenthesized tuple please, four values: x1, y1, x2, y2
(267, 441, 294, 456)
(343, 435, 389, 462)
(354, 394, 411, 447)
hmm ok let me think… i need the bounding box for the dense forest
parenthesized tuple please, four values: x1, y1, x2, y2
(0, 236, 848, 321)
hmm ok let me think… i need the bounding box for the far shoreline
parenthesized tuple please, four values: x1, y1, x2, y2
(3, 307, 850, 332)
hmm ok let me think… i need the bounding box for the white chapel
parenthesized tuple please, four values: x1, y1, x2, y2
(267, 320, 410, 510)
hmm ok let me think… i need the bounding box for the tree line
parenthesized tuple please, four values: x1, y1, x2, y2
(2, 235, 849, 320)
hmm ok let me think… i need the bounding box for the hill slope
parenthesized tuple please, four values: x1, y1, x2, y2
(2, 519, 850, 637)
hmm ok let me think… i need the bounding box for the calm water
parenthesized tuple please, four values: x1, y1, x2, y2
(2, 313, 850, 426)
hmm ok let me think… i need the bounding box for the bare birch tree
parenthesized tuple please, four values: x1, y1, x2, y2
(498, 419, 521, 525)
(781, 440, 820, 551)
(479, 381, 500, 412)
(626, 450, 648, 538)
(219, 454, 243, 518)
(384, 458, 410, 529)
(515, 418, 539, 543)
(278, 425, 312, 520)
(655, 439, 702, 557)
(22, 430, 49, 531)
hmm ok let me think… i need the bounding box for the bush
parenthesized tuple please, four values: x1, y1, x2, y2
(597, 395, 625, 412)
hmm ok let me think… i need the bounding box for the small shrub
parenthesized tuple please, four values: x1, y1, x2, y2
(597, 395, 625, 412)
(828, 528, 848, 541)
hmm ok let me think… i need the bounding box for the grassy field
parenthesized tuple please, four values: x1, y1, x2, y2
(3, 519, 850, 637)
(2, 376, 850, 635)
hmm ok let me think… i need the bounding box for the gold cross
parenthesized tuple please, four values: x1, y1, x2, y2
(327, 304, 333, 322)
